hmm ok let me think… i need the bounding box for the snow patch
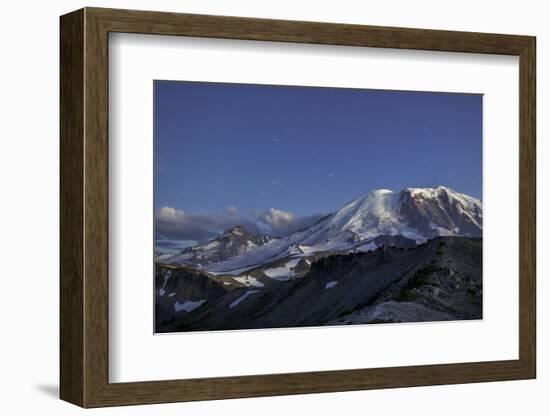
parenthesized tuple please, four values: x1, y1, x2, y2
(356, 241, 377, 252)
(264, 267, 295, 281)
(234, 275, 264, 288)
(208, 265, 259, 276)
(229, 290, 260, 308)
(285, 258, 301, 268)
(174, 299, 206, 313)
(202, 240, 221, 250)
(325, 281, 338, 289)
(159, 270, 172, 296)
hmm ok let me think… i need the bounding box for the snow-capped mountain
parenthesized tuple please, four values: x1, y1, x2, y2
(157, 225, 277, 267)
(298, 186, 481, 244)
(162, 186, 482, 275)
(398, 186, 482, 237)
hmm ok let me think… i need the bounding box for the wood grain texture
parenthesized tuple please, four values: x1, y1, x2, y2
(59, 8, 85, 407)
(518, 38, 536, 375)
(88, 7, 532, 54)
(83, 10, 110, 406)
(59, 7, 537, 408)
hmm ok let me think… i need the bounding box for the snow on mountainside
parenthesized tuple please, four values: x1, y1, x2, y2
(398, 187, 482, 238)
(158, 237, 483, 332)
(161, 186, 482, 275)
(158, 225, 277, 267)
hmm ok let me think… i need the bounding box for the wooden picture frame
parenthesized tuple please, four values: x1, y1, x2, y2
(60, 7, 536, 408)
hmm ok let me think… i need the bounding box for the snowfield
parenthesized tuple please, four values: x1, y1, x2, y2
(233, 275, 265, 287)
(264, 267, 295, 281)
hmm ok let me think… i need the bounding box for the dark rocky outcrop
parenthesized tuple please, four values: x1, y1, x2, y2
(155, 265, 228, 327)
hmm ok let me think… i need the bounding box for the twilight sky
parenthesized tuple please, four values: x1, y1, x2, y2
(154, 80, 482, 248)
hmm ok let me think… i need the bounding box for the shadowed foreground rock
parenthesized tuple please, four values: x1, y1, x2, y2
(156, 236, 482, 332)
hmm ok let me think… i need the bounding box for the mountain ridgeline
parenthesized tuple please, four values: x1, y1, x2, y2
(171, 225, 277, 267)
(155, 186, 483, 332)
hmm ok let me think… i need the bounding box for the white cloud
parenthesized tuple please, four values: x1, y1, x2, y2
(155, 206, 260, 242)
(260, 208, 294, 228)
(158, 206, 185, 221)
(256, 208, 325, 236)
(156, 206, 328, 242)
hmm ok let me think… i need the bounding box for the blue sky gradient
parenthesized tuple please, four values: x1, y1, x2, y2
(154, 80, 482, 245)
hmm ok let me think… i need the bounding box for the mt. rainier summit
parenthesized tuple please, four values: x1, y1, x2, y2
(162, 186, 482, 275)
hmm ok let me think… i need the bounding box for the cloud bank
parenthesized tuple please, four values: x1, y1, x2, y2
(155, 206, 326, 243)
(155, 206, 261, 242)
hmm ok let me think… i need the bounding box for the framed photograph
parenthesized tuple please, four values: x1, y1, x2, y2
(60, 7, 536, 408)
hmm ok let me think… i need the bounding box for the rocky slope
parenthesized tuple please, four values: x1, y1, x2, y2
(155, 265, 229, 327)
(156, 236, 482, 332)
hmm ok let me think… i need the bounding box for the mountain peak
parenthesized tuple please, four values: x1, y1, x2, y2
(370, 188, 395, 195)
(170, 225, 275, 267)
(224, 225, 247, 236)
(161, 186, 482, 273)
(403, 185, 474, 198)
(404, 185, 448, 195)
(398, 186, 482, 237)
(302, 185, 481, 247)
